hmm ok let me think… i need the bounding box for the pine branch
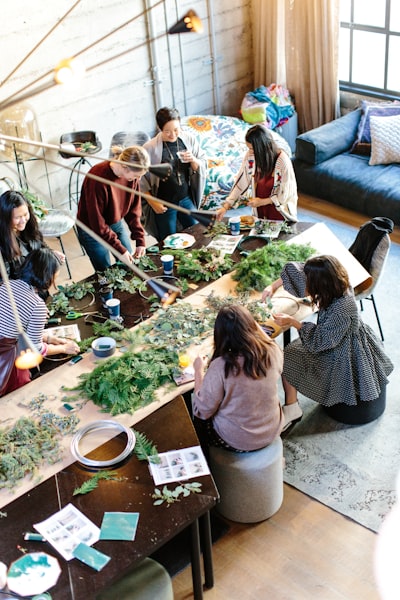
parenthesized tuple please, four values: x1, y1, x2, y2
(73, 470, 124, 496)
(133, 430, 160, 464)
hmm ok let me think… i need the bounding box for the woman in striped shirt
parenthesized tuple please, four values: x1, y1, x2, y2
(0, 248, 79, 396)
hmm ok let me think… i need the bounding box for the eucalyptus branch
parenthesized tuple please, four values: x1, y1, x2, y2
(152, 482, 203, 506)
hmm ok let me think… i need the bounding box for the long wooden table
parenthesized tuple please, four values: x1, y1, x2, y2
(0, 221, 371, 508)
(0, 220, 372, 596)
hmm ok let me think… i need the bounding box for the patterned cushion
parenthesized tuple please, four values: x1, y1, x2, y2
(351, 100, 400, 156)
(181, 115, 291, 210)
(369, 114, 400, 166)
(181, 115, 250, 210)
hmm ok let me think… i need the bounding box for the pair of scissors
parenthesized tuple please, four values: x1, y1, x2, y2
(66, 310, 98, 320)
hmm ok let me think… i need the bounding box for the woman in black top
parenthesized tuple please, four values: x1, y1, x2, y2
(141, 107, 207, 241)
(0, 190, 64, 279)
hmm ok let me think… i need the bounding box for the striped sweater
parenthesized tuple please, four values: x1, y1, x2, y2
(0, 280, 48, 352)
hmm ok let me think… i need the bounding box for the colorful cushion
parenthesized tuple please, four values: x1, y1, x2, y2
(181, 115, 250, 210)
(181, 115, 292, 210)
(351, 100, 400, 155)
(369, 114, 400, 166)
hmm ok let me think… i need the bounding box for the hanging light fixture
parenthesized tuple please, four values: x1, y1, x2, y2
(0, 8, 203, 112)
(0, 102, 41, 161)
(74, 218, 181, 306)
(0, 251, 43, 370)
(168, 10, 204, 34)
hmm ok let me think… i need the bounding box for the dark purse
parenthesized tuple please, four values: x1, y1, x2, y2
(0, 337, 17, 396)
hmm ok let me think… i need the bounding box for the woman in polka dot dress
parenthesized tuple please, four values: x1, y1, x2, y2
(262, 255, 394, 431)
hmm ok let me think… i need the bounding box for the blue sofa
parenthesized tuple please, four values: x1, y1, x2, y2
(293, 109, 400, 225)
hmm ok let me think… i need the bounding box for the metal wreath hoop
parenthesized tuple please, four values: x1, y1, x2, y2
(70, 420, 136, 468)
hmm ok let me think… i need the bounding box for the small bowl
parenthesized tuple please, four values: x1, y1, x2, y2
(91, 337, 116, 358)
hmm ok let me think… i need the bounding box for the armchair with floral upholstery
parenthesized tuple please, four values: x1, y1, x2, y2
(180, 114, 291, 211)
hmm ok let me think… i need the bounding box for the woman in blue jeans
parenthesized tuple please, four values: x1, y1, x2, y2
(141, 107, 207, 242)
(77, 146, 149, 273)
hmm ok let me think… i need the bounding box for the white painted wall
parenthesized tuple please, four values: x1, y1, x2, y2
(0, 0, 253, 207)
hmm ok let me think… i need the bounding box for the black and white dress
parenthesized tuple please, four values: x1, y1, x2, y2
(281, 262, 393, 407)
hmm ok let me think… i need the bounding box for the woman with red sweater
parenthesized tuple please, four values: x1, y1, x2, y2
(77, 145, 149, 273)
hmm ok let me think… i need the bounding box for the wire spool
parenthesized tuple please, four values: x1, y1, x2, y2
(70, 420, 136, 468)
(237, 235, 270, 256)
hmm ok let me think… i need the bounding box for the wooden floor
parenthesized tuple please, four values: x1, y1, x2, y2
(53, 197, 385, 600)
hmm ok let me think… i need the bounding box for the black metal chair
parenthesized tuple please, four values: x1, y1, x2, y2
(59, 130, 102, 209)
(349, 217, 394, 341)
(108, 131, 150, 158)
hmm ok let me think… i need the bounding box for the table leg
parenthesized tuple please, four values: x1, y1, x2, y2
(200, 511, 214, 589)
(190, 518, 203, 600)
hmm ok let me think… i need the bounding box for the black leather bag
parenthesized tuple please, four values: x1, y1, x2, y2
(0, 337, 17, 396)
(349, 217, 394, 272)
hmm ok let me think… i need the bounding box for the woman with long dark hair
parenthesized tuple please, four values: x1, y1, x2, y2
(263, 255, 394, 430)
(192, 304, 284, 452)
(216, 123, 297, 222)
(0, 190, 64, 279)
(0, 248, 79, 396)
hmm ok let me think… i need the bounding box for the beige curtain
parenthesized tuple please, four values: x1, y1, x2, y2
(251, 0, 340, 132)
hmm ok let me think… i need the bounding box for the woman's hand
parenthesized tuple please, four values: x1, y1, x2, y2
(121, 250, 134, 266)
(193, 355, 205, 393)
(148, 198, 167, 214)
(134, 246, 146, 258)
(63, 340, 80, 354)
(45, 335, 66, 345)
(53, 250, 65, 264)
(179, 150, 197, 168)
(247, 196, 272, 208)
(45, 337, 80, 356)
(215, 206, 227, 221)
(193, 355, 204, 372)
(261, 285, 274, 302)
(261, 277, 283, 302)
(272, 312, 302, 331)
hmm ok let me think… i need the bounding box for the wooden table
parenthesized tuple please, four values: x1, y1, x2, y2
(0, 220, 372, 509)
(0, 396, 219, 600)
(0, 219, 372, 595)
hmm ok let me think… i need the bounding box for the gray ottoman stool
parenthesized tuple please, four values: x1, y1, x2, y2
(96, 557, 174, 600)
(208, 436, 284, 523)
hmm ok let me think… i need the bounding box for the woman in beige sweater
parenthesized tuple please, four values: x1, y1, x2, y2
(193, 304, 284, 453)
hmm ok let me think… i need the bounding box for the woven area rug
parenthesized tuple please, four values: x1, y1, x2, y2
(281, 209, 400, 533)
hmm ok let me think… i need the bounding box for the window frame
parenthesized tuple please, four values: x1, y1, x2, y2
(339, 0, 400, 100)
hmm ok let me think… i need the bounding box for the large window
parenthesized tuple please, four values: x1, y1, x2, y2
(339, 0, 400, 99)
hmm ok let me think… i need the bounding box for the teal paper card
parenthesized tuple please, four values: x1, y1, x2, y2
(99, 512, 140, 541)
(72, 542, 111, 571)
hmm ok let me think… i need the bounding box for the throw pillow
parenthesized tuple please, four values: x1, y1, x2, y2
(369, 114, 400, 165)
(351, 100, 400, 155)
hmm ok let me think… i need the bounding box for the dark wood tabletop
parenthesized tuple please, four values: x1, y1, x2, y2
(38, 220, 314, 375)
(1, 395, 218, 599)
